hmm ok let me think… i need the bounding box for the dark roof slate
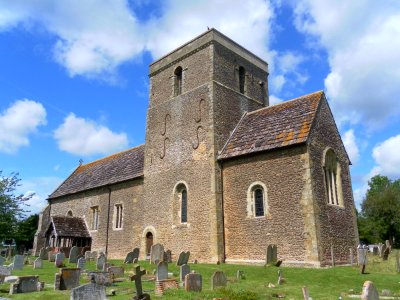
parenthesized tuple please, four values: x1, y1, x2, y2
(218, 91, 323, 160)
(51, 216, 91, 238)
(49, 145, 144, 199)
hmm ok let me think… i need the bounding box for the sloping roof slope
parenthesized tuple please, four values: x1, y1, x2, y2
(218, 91, 323, 160)
(49, 145, 145, 199)
(51, 216, 91, 238)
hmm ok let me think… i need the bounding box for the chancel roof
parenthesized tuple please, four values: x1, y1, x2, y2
(50, 216, 91, 238)
(218, 91, 324, 160)
(49, 145, 144, 199)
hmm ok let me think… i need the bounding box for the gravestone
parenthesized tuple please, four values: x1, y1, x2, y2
(180, 264, 190, 283)
(0, 266, 11, 284)
(108, 266, 124, 278)
(87, 271, 113, 286)
(33, 258, 43, 269)
(55, 252, 65, 268)
(183, 251, 190, 265)
(77, 257, 86, 270)
(277, 269, 283, 285)
(266, 244, 277, 265)
(211, 271, 227, 290)
(378, 243, 385, 257)
(13, 255, 24, 270)
(185, 271, 202, 292)
(361, 281, 379, 300)
(236, 270, 245, 280)
(96, 253, 106, 270)
(91, 251, 98, 262)
(133, 258, 138, 264)
(85, 251, 91, 262)
(9, 275, 41, 294)
(39, 247, 48, 260)
(54, 268, 81, 290)
(49, 251, 56, 262)
(132, 248, 140, 260)
(177, 251, 185, 266)
(358, 248, 368, 274)
(102, 262, 111, 272)
(69, 246, 80, 264)
(164, 250, 172, 263)
(71, 282, 106, 300)
(0, 256, 5, 265)
(372, 246, 379, 256)
(124, 251, 135, 264)
(383, 247, 390, 261)
(150, 243, 164, 264)
(131, 265, 150, 300)
(385, 240, 391, 252)
(157, 261, 168, 281)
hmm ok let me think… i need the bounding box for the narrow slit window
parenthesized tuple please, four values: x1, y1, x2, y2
(324, 149, 342, 206)
(115, 204, 123, 229)
(239, 66, 246, 94)
(181, 189, 187, 223)
(174, 66, 183, 96)
(91, 206, 99, 230)
(254, 188, 264, 217)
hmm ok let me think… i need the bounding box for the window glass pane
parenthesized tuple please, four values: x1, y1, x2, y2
(254, 188, 264, 217)
(181, 189, 187, 223)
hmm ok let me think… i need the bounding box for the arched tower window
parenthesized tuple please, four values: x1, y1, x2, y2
(181, 189, 187, 223)
(239, 66, 246, 94)
(174, 66, 183, 96)
(247, 182, 268, 218)
(323, 148, 343, 206)
(173, 181, 189, 225)
(67, 210, 73, 217)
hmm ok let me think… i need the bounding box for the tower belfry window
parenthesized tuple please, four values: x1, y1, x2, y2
(174, 66, 183, 96)
(239, 66, 246, 94)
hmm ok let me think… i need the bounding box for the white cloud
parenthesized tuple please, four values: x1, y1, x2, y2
(293, 0, 400, 127)
(342, 129, 359, 164)
(54, 113, 129, 156)
(269, 94, 284, 105)
(0, 99, 46, 153)
(371, 134, 400, 178)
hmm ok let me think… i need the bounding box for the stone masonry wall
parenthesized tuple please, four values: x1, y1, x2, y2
(308, 98, 359, 266)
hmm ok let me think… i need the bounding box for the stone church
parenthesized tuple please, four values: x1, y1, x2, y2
(33, 29, 359, 267)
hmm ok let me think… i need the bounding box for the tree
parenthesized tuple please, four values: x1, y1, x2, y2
(0, 172, 33, 242)
(15, 214, 39, 250)
(359, 175, 400, 246)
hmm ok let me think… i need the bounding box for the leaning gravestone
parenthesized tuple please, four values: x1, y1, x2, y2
(180, 264, 190, 283)
(183, 251, 190, 265)
(132, 247, 140, 260)
(77, 257, 86, 270)
(69, 246, 80, 264)
(33, 258, 43, 269)
(177, 251, 190, 266)
(358, 247, 368, 274)
(71, 281, 106, 300)
(266, 244, 277, 265)
(0, 256, 5, 265)
(13, 255, 24, 270)
(9, 275, 41, 294)
(157, 261, 168, 281)
(164, 250, 172, 263)
(185, 271, 202, 292)
(361, 280, 379, 300)
(55, 268, 81, 290)
(55, 252, 65, 268)
(383, 247, 390, 261)
(124, 251, 135, 264)
(96, 253, 106, 270)
(150, 243, 164, 264)
(211, 271, 227, 290)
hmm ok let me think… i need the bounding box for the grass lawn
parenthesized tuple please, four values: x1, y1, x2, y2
(1, 252, 400, 299)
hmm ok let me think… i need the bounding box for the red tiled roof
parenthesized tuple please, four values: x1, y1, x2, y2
(49, 145, 144, 199)
(218, 91, 323, 160)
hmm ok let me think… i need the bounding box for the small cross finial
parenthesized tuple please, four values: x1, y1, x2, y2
(79, 159, 83, 166)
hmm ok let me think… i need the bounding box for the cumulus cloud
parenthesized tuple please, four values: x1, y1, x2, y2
(342, 129, 359, 164)
(371, 134, 400, 178)
(293, 0, 400, 127)
(54, 113, 129, 156)
(0, 99, 46, 153)
(269, 94, 284, 105)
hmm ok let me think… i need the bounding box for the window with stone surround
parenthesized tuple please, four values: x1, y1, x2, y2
(90, 206, 99, 230)
(239, 66, 246, 94)
(323, 148, 344, 206)
(66, 210, 73, 216)
(173, 182, 189, 225)
(247, 181, 268, 218)
(114, 204, 123, 229)
(174, 66, 183, 96)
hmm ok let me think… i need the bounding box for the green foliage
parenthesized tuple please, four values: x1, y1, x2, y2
(15, 214, 39, 249)
(359, 175, 400, 245)
(0, 171, 33, 242)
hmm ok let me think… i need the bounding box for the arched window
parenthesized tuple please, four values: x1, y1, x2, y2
(173, 181, 189, 225)
(67, 210, 73, 217)
(247, 182, 268, 218)
(323, 149, 343, 206)
(254, 188, 264, 217)
(239, 66, 246, 94)
(181, 189, 187, 223)
(174, 66, 183, 96)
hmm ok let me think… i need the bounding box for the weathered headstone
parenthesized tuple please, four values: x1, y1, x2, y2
(157, 261, 168, 281)
(378, 243, 385, 257)
(9, 275, 41, 294)
(130, 265, 150, 300)
(96, 253, 106, 270)
(132, 248, 140, 260)
(185, 271, 202, 292)
(91, 251, 98, 262)
(372, 246, 379, 256)
(55, 252, 65, 268)
(358, 248, 368, 274)
(180, 264, 190, 283)
(211, 271, 227, 290)
(69, 246, 80, 264)
(183, 251, 190, 265)
(0, 256, 5, 265)
(85, 251, 91, 262)
(70, 281, 106, 300)
(163, 250, 172, 263)
(277, 269, 283, 285)
(0, 265, 11, 284)
(108, 266, 124, 278)
(13, 255, 24, 270)
(266, 244, 278, 265)
(87, 271, 112, 286)
(236, 270, 245, 280)
(77, 257, 86, 270)
(177, 251, 185, 266)
(54, 268, 81, 290)
(150, 243, 164, 264)
(48, 251, 56, 262)
(385, 240, 391, 252)
(39, 247, 48, 260)
(361, 280, 379, 300)
(33, 258, 43, 269)
(383, 247, 390, 261)
(124, 251, 135, 264)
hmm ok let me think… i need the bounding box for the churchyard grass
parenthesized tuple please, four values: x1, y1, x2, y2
(1, 252, 400, 299)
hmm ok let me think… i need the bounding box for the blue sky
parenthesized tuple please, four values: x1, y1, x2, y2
(0, 0, 399, 215)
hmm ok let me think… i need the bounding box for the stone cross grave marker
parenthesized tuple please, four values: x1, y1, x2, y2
(131, 265, 150, 300)
(358, 247, 368, 274)
(164, 249, 172, 263)
(70, 281, 106, 300)
(361, 280, 379, 300)
(157, 261, 168, 281)
(266, 244, 277, 265)
(96, 253, 106, 270)
(132, 247, 140, 260)
(55, 268, 81, 290)
(150, 243, 164, 264)
(77, 257, 86, 270)
(0, 256, 5, 265)
(180, 264, 190, 283)
(69, 246, 80, 264)
(185, 271, 202, 292)
(124, 251, 135, 264)
(85, 251, 91, 262)
(211, 270, 227, 290)
(9, 275, 41, 294)
(13, 255, 24, 270)
(33, 258, 42, 269)
(55, 252, 65, 268)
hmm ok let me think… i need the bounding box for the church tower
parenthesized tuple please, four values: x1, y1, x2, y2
(141, 29, 269, 262)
